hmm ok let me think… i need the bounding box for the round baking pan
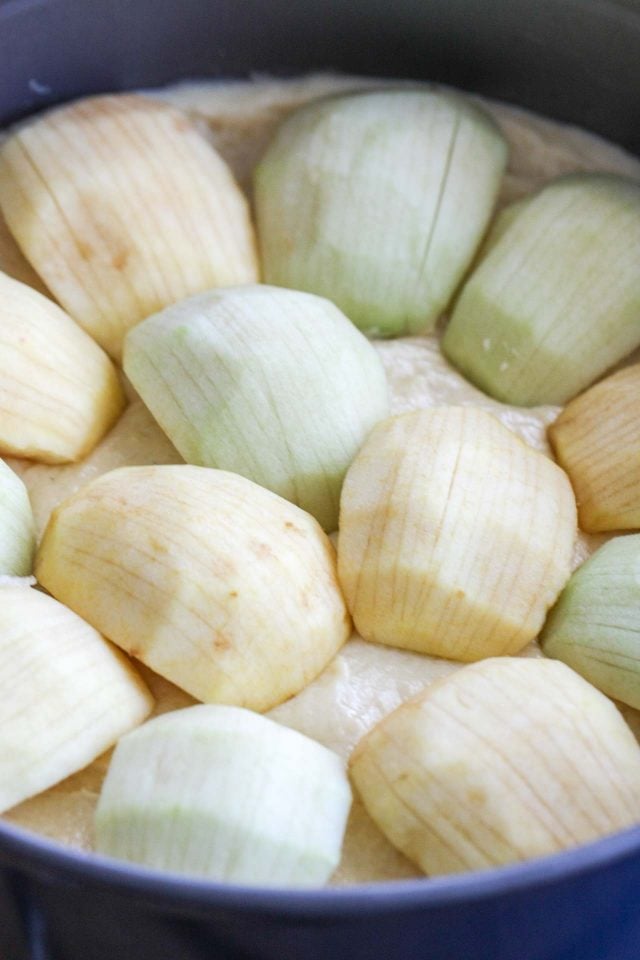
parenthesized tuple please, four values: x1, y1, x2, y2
(1, 1, 640, 958)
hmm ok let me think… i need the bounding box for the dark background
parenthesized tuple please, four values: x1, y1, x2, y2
(1, 0, 640, 153)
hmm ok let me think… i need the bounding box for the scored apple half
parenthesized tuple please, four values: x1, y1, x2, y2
(124, 284, 389, 532)
(338, 406, 576, 660)
(0, 583, 153, 814)
(442, 173, 640, 405)
(0, 272, 124, 463)
(95, 705, 352, 886)
(549, 363, 640, 532)
(254, 87, 507, 337)
(0, 94, 258, 359)
(350, 658, 640, 875)
(36, 465, 351, 711)
(541, 535, 640, 709)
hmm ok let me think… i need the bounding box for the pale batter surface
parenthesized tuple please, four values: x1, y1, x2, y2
(2, 75, 639, 884)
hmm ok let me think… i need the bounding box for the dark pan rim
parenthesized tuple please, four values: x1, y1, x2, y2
(1, 816, 640, 917)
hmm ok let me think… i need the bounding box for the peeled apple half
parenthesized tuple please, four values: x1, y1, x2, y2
(541, 535, 640, 709)
(350, 658, 640, 876)
(0, 583, 153, 814)
(95, 705, 352, 886)
(443, 173, 640, 405)
(0, 94, 258, 359)
(549, 364, 640, 532)
(0, 210, 49, 295)
(338, 407, 576, 660)
(124, 285, 389, 531)
(36, 465, 351, 711)
(0, 460, 35, 575)
(254, 88, 507, 337)
(0, 272, 124, 462)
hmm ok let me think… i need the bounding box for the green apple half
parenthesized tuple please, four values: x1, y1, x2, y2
(124, 284, 389, 531)
(541, 534, 640, 708)
(443, 173, 640, 406)
(254, 88, 507, 337)
(95, 704, 352, 886)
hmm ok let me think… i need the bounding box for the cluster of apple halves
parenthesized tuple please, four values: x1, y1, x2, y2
(1, 86, 640, 886)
